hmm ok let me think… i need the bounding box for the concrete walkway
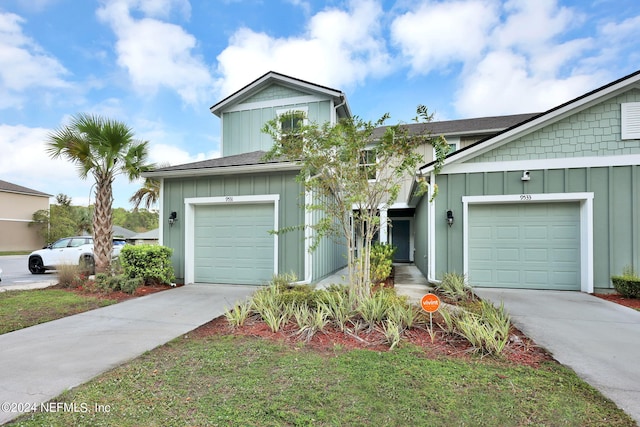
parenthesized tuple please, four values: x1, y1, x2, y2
(475, 288, 640, 425)
(0, 284, 255, 425)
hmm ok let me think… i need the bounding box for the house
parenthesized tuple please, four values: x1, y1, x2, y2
(0, 180, 51, 251)
(148, 69, 639, 293)
(129, 228, 159, 245)
(414, 69, 640, 294)
(146, 72, 351, 285)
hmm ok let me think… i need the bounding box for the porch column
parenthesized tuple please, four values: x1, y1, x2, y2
(379, 207, 388, 244)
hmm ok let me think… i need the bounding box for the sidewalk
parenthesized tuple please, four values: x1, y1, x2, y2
(0, 283, 255, 425)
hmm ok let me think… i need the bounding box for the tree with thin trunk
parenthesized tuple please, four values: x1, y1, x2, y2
(263, 105, 447, 300)
(130, 177, 160, 210)
(47, 113, 152, 274)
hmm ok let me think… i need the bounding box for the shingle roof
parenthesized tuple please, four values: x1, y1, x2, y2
(372, 113, 540, 139)
(0, 179, 51, 197)
(152, 151, 285, 173)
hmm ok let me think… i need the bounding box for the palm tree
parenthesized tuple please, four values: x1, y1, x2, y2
(47, 113, 151, 274)
(130, 176, 160, 210)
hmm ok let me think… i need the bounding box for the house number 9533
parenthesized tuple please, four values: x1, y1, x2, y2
(520, 194, 532, 201)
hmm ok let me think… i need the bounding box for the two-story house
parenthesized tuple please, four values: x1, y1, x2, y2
(148, 69, 640, 294)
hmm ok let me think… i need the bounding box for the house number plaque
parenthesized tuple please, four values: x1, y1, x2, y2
(225, 196, 234, 202)
(520, 194, 532, 201)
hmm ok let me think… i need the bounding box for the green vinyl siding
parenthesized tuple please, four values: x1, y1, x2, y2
(469, 89, 640, 163)
(240, 84, 307, 104)
(432, 165, 640, 292)
(222, 100, 331, 156)
(163, 171, 304, 283)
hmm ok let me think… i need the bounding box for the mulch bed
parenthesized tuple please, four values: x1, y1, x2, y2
(190, 312, 556, 369)
(51, 282, 180, 303)
(593, 293, 640, 310)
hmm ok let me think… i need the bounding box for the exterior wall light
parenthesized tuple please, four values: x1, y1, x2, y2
(446, 210, 454, 227)
(168, 211, 178, 226)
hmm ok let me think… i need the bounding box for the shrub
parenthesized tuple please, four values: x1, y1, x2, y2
(370, 243, 396, 283)
(611, 266, 640, 298)
(95, 273, 124, 292)
(56, 264, 82, 288)
(292, 304, 331, 342)
(224, 300, 253, 328)
(357, 288, 397, 328)
(252, 284, 288, 332)
(435, 272, 472, 302)
(119, 245, 175, 285)
(120, 277, 143, 294)
(453, 300, 511, 356)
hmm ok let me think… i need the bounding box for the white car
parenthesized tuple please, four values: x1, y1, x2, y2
(28, 236, 127, 274)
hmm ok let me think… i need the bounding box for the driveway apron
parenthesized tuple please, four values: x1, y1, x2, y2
(475, 288, 640, 425)
(0, 283, 255, 425)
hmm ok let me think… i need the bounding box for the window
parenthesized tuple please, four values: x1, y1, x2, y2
(621, 102, 640, 140)
(359, 149, 377, 180)
(276, 107, 308, 134)
(434, 137, 459, 159)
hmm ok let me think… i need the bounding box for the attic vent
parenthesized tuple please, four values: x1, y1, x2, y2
(621, 102, 640, 140)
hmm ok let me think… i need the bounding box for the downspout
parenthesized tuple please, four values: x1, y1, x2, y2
(426, 171, 441, 285)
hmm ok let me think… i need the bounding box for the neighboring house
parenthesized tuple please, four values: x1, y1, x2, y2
(415, 69, 640, 294)
(0, 180, 51, 251)
(146, 72, 351, 285)
(129, 228, 159, 245)
(148, 69, 639, 293)
(113, 225, 136, 239)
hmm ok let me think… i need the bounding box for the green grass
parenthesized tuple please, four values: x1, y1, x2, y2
(12, 335, 635, 426)
(0, 289, 116, 334)
(0, 250, 31, 255)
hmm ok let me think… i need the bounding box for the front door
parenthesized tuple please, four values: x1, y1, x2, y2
(391, 219, 411, 262)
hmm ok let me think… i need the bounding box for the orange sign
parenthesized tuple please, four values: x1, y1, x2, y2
(421, 293, 441, 313)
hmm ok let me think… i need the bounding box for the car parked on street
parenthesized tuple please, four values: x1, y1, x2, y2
(28, 236, 127, 274)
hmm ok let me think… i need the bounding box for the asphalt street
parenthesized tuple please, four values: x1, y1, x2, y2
(0, 255, 57, 287)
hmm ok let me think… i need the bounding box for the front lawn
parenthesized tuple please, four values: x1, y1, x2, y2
(0, 289, 117, 334)
(11, 332, 635, 426)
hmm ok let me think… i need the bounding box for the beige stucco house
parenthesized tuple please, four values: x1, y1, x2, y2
(0, 180, 51, 251)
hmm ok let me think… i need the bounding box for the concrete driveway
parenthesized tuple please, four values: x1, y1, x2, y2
(475, 288, 640, 425)
(0, 283, 255, 425)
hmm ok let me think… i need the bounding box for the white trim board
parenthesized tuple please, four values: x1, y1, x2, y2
(461, 192, 594, 293)
(223, 96, 324, 114)
(441, 154, 640, 175)
(183, 194, 280, 285)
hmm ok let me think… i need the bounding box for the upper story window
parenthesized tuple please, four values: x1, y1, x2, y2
(433, 137, 459, 159)
(277, 107, 308, 135)
(359, 149, 377, 180)
(621, 102, 640, 140)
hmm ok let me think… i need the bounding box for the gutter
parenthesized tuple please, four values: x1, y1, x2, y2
(142, 162, 301, 179)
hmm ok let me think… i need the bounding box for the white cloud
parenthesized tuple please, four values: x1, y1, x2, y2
(391, 0, 499, 73)
(0, 11, 69, 107)
(0, 124, 93, 204)
(454, 50, 598, 116)
(214, 0, 391, 96)
(97, 0, 213, 105)
(391, 0, 605, 117)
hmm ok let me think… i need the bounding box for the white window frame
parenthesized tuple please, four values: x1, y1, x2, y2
(359, 148, 378, 181)
(276, 107, 308, 133)
(433, 136, 460, 159)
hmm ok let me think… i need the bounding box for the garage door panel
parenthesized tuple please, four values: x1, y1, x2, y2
(194, 203, 274, 285)
(469, 203, 580, 291)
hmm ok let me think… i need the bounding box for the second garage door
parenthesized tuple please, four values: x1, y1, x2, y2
(194, 203, 274, 285)
(468, 202, 580, 290)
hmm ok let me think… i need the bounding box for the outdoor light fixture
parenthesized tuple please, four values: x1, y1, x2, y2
(446, 210, 454, 227)
(521, 170, 531, 181)
(168, 211, 178, 226)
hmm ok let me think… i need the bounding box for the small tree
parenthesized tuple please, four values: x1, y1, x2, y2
(263, 106, 447, 300)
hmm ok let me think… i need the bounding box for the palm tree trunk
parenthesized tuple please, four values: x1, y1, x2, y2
(93, 177, 113, 274)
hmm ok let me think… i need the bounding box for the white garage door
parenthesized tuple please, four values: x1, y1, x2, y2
(468, 202, 580, 290)
(194, 203, 274, 285)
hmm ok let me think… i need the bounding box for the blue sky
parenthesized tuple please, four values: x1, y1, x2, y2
(1, 0, 639, 209)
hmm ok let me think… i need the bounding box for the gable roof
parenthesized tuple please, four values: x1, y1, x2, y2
(419, 68, 640, 174)
(372, 112, 539, 140)
(0, 179, 51, 198)
(144, 150, 299, 178)
(210, 71, 351, 118)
